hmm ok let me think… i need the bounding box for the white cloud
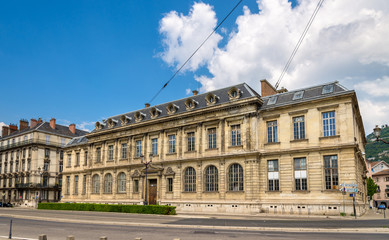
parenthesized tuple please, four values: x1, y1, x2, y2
(159, 2, 222, 71)
(158, 0, 389, 133)
(77, 122, 93, 132)
(358, 99, 389, 133)
(185, 88, 191, 95)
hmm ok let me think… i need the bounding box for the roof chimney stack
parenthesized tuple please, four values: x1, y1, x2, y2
(192, 90, 199, 96)
(19, 119, 29, 131)
(30, 118, 38, 128)
(69, 124, 76, 134)
(145, 103, 150, 108)
(260, 79, 277, 97)
(9, 124, 18, 134)
(2, 126, 9, 137)
(50, 118, 56, 129)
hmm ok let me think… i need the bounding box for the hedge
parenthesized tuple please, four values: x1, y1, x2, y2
(38, 203, 176, 215)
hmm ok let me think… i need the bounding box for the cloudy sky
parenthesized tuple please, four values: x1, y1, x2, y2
(0, 0, 388, 133)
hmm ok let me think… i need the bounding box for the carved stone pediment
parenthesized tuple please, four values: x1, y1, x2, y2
(131, 170, 141, 178)
(164, 167, 175, 176)
(140, 164, 164, 176)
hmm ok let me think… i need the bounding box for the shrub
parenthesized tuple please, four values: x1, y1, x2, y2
(38, 203, 176, 215)
(340, 212, 346, 216)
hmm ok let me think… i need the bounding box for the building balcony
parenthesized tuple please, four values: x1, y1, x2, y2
(0, 139, 63, 151)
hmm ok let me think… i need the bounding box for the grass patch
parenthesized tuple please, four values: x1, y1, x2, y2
(340, 212, 346, 216)
(38, 203, 176, 215)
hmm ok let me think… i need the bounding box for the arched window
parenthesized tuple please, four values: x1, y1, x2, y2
(92, 174, 100, 194)
(117, 172, 126, 193)
(205, 165, 218, 192)
(184, 167, 196, 192)
(104, 173, 113, 193)
(228, 164, 243, 191)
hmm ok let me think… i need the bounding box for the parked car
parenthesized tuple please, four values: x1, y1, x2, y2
(1, 202, 13, 207)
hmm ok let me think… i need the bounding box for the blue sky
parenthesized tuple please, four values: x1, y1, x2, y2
(1, 0, 388, 133)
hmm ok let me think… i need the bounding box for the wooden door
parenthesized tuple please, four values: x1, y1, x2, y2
(149, 179, 157, 205)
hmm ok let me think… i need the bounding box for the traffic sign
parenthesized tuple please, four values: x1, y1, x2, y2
(345, 188, 358, 193)
(340, 183, 358, 187)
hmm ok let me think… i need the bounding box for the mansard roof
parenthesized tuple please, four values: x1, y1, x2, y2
(66, 136, 89, 147)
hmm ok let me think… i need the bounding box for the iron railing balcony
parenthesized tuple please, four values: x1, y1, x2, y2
(0, 139, 64, 151)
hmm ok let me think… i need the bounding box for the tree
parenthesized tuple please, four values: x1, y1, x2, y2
(367, 177, 378, 199)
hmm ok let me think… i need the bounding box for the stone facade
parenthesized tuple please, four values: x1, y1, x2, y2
(62, 81, 367, 215)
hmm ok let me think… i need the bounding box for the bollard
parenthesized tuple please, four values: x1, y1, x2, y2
(38, 234, 47, 240)
(99, 237, 107, 240)
(67, 235, 75, 240)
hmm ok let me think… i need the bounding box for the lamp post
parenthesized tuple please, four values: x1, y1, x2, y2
(37, 167, 42, 203)
(141, 154, 153, 205)
(373, 125, 389, 144)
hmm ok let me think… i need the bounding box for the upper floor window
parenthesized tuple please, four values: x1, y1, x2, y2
(136, 140, 142, 157)
(228, 163, 243, 191)
(74, 175, 79, 194)
(59, 161, 63, 173)
(293, 116, 305, 140)
(84, 151, 88, 165)
(117, 172, 126, 193)
(386, 177, 389, 182)
(294, 157, 307, 191)
(231, 125, 241, 146)
(184, 167, 196, 192)
(67, 154, 71, 167)
(76, 153, 80, 166)
(43, 161, 49, 171)
(208, 128, 217, 149)
(322, 111, 336, 137)
(45, 148, 50, 158)
(187, 132, 195, 152)
(268, 160, 279, 191)
(45, 135, 50, 144)
(96, 147, 101, 162)
(267, 120, 278, 143)
(324, 155, 338, 190)
(168, 135, 176, 153)
(108, 145, 114, 161)
(205, 165, 218, 192)
(151, 138, 158, 156)
(121, 143, 127, 159)
(60, 151, 64, 160)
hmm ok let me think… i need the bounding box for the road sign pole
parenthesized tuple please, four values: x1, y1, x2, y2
(353, 193, 356, 219)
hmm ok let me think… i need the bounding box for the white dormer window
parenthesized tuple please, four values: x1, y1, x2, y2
(205, 93, 219, 105)
(95, 122, 103, 130)
(228, 87, 242, 100)
(322, 84, 334, 94)
(150, 107, 162, 119)
(120, 115, 131, 125)
(293, 91, 304, 100)
(107, 118, 118, 128)
(134, 111, 146, 122)
(166, 103, 179, 115)
(185, 99, 198, 110)
(267, 96, 277, 105)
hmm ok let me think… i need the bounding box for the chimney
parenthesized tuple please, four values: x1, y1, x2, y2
(9, 124, 18, 134)
(2, 126, 9, 137)
(260, 79, 277, 97)
(30, 118, 38, 128)
(192, 90, 199, 96)
(69, 124, 76, 134)
(19, 119, 29, 131)
(145, 103, 150, 108)
(37, 118, 43, 124)
(50, 118, 56, 129)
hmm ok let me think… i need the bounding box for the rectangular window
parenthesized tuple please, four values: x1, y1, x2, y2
(386, 177, 389, 182)
(268, 160, 279, 191)
(27, 161, 31, 171)
(43, 161, 49, 171)
(84, 151, 88, 166)
(293, 116, 305, 140)
(267, 121, 278, 143)
(76, 153, 80, 166)
(74, 175, 79, 194)
(66, 176, 70, 194)
(61, 138, 66, 146)
(108, 145, 114, 160)
(294, 157, 307, 191)
(152, 138, 158, 156)
(231, 125, 241, 146)
(208, 128, 217, 149)
(67, 154, 71, 167)
(133, 180, 139, 193)
(60, 151, 64, 160)
(45, 135, 50, 144)
(59, 162, 63, 172)
(28, 147, 31, 157)
(324, 155, 338, 190)
(168, 135, 176, 153)
(187, 132, 195, 152)
(136, 140, 142, 157)
(82, 175, 87, 194)
(167, 178, 173, 192)
(322, 111, 336, 137)
(121, 143, 127, 159)
(96, 147, 101, 162)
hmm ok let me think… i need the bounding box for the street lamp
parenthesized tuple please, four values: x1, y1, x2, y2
(373, 125, 389, 144)
(141, 153, 153, 206)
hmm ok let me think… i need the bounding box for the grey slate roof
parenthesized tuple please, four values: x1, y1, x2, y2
(66, 136, 89, 147)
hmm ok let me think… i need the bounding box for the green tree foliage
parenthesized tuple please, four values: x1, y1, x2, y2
(367, 177, 378, 199)
(365, 124, 389, 164)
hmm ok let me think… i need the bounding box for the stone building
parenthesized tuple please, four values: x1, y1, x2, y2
(367, 160, 389, 207)
(62, 80, 367, 215)
(0, 118, 87, 206)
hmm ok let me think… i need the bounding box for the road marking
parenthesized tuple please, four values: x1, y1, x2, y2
(0, 236, 37, 240)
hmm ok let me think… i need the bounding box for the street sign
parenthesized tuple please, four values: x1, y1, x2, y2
(345, 188, 358, 193)
(340, 183, 358, 187)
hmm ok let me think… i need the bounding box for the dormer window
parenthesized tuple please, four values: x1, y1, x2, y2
(95, 122, 103, 130)
(134, 111, 146, 122)
(166, 103, 179, 115)
(293, 91, 304, 100)
(228, 87, 242, 100)
(107, 118, 118, 128)
(185, 99, 198, 110)
(205, 93, 219, 105)
(322, 84, 334, 94)
(120, 115, 131, 125)
(267, 96, 277, 105)
(150, 107, 162, 119)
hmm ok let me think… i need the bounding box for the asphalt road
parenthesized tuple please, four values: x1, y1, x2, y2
(0, 217, 388, 240)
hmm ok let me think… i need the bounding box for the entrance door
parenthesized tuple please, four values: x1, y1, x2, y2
(148, 179, 157, 205)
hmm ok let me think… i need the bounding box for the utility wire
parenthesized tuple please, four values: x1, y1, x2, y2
(275, 0, 325, 90)
(148, 0, 244, 104)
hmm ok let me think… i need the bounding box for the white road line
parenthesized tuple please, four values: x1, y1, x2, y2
(0, 236, 37, 240)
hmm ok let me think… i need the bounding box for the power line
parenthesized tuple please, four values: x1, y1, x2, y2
(275, 0, 325, 90)
(148, 0, 244, 104)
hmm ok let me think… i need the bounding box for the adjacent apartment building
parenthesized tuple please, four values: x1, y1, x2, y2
(62, 80, 367, 215)
(0, 118, 87, 206)
(367, 160, 389, 207)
